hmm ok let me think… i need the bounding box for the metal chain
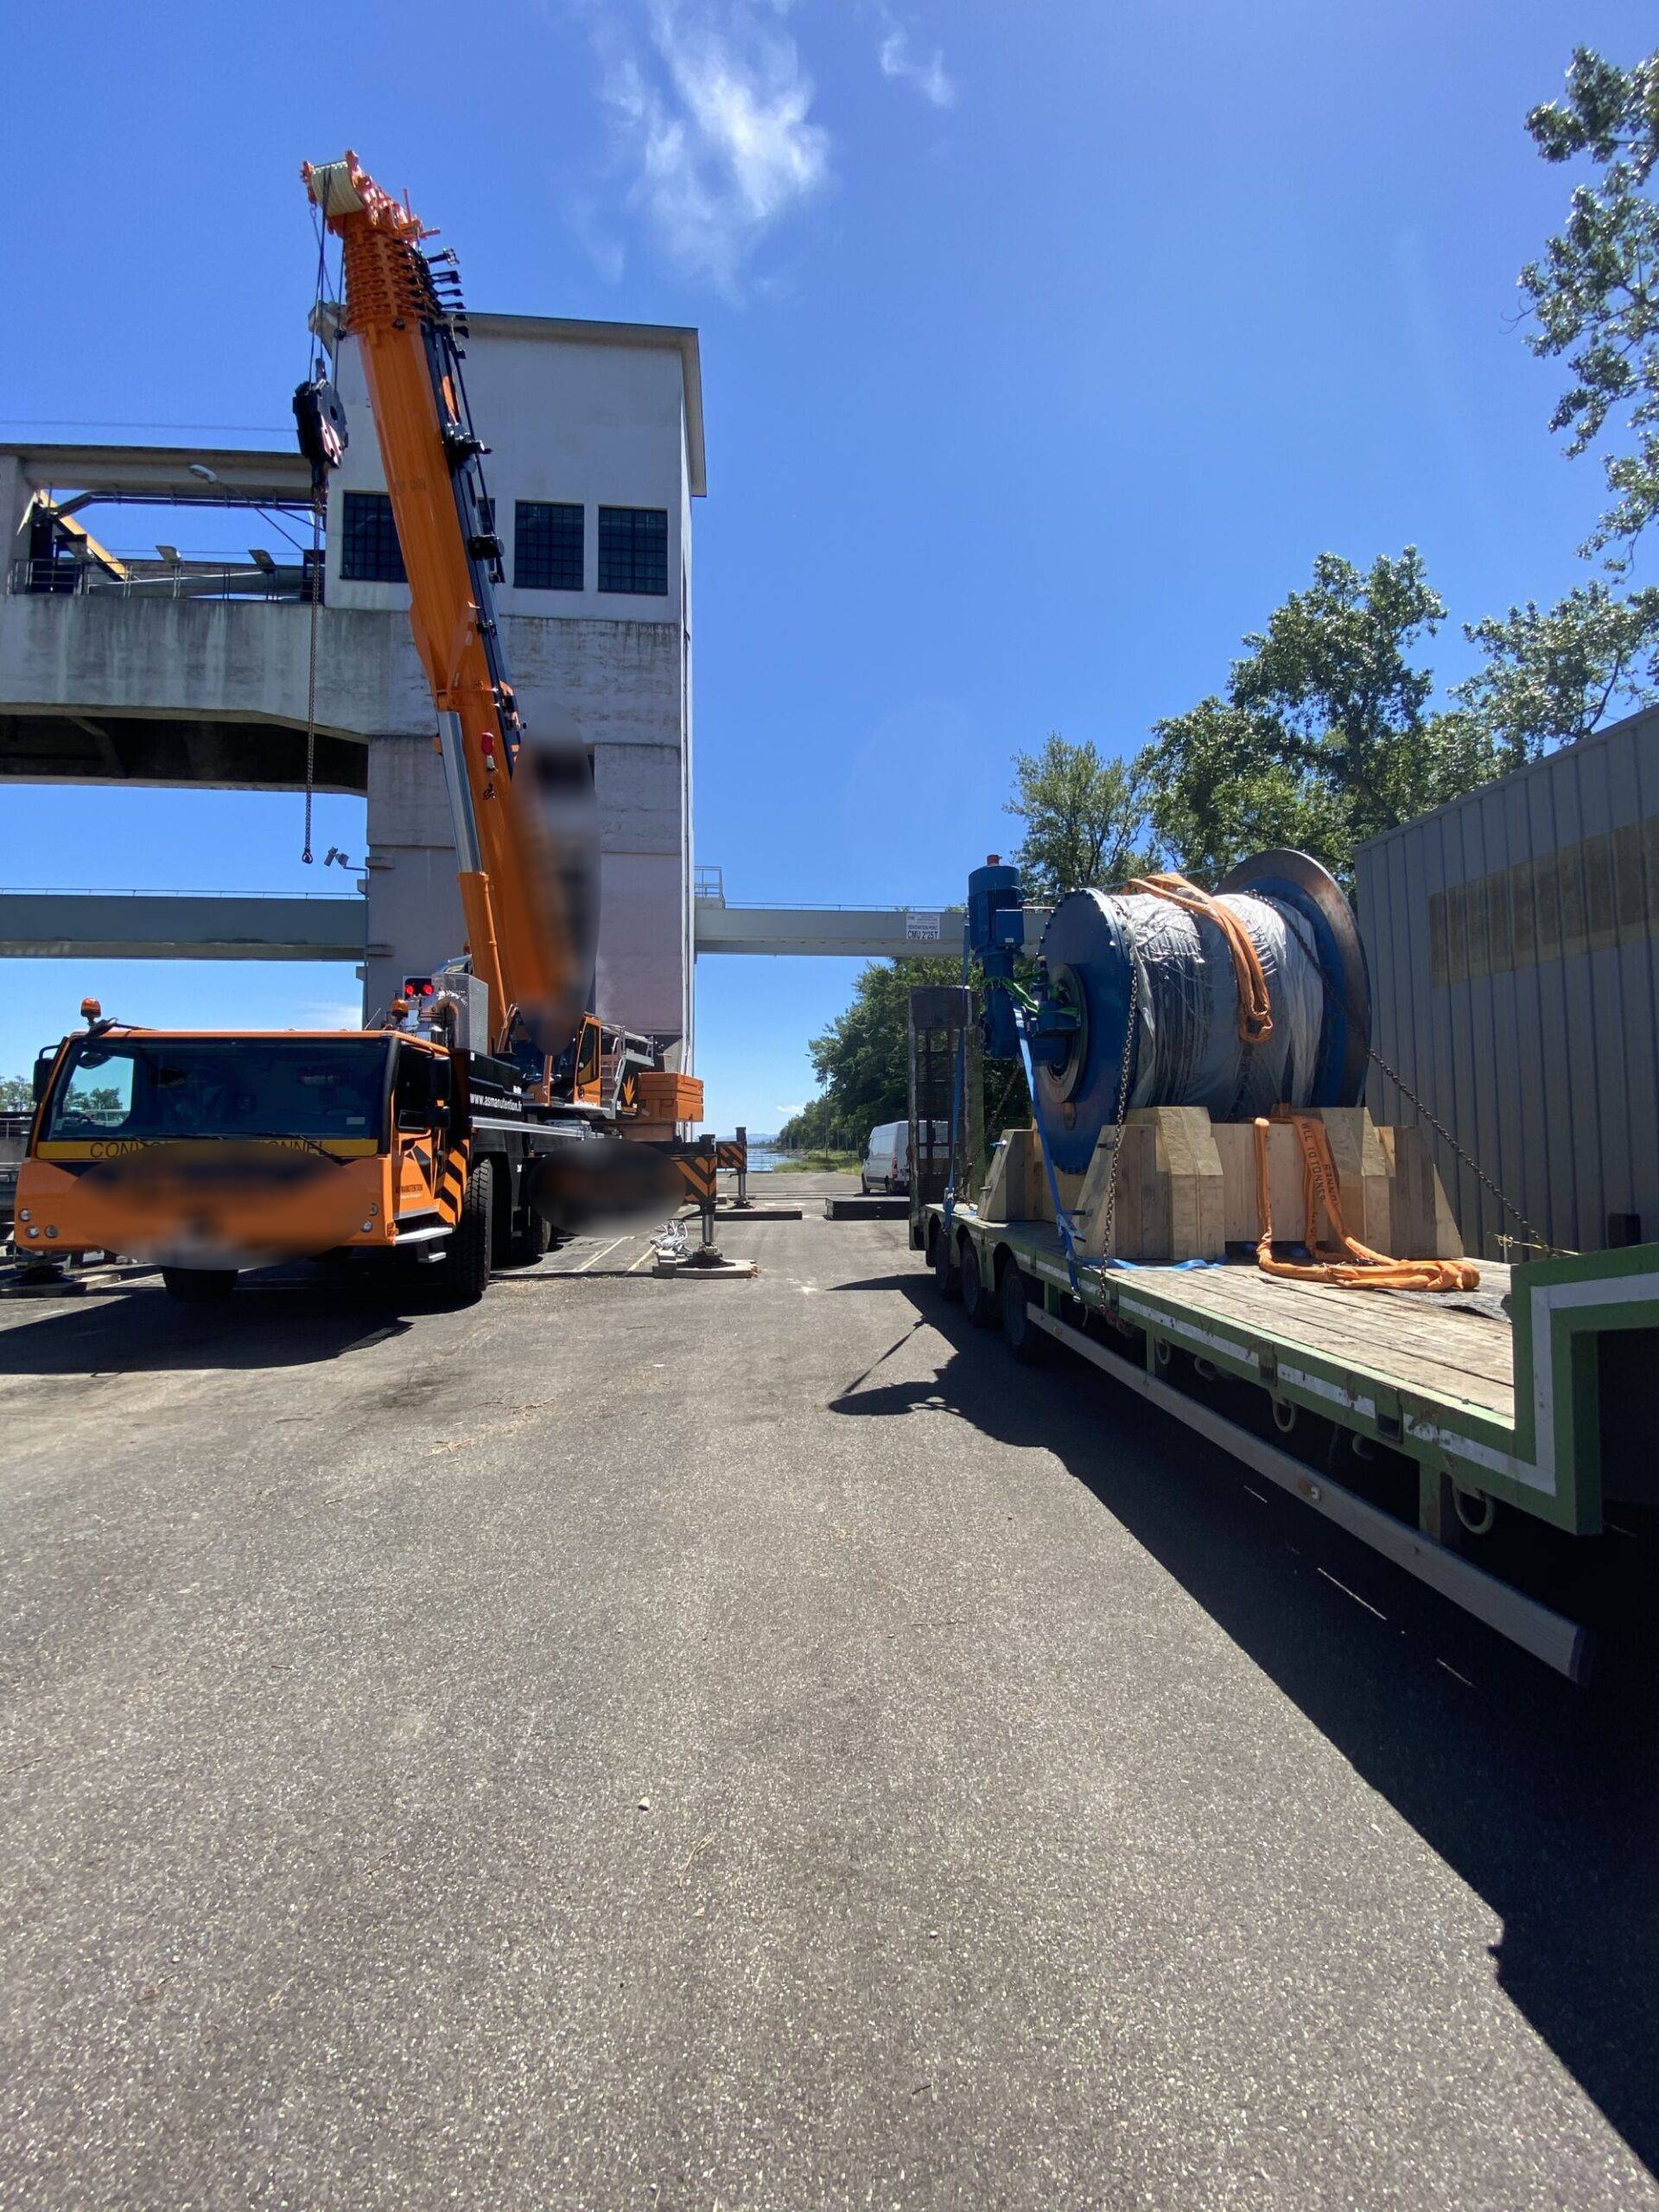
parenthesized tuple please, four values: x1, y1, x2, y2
(1362, 1033, 1555, 1255)
(301, 493, 321, 864)
(1097, 947, 1141, 1261)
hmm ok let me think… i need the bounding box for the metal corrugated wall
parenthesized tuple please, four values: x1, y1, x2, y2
(1355, 703, 1659, 1258)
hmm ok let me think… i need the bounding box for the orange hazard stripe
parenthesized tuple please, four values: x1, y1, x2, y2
(675, 1155, 718, 1202)
(437, 1139, 471, 1224)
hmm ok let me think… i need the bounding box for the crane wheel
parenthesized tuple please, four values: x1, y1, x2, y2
(438, 1157, 494, 1307)
(931, 1224, 960, 1302)
(162, 1267, 238, 1306)
(508, 1207, 551, 1267)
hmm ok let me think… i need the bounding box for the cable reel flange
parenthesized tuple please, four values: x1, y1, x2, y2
(1033, 889, 1139, 1174)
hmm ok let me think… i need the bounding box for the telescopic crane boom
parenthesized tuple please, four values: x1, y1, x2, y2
(300, 152, 594, 1080)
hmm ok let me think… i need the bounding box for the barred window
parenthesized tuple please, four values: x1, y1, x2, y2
(514, 500, 583, 591)
(340, 491, 406, 583)
(598, 505, 668, 595)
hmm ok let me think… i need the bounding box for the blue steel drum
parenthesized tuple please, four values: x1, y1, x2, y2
(1029, 850, 1370, 1177)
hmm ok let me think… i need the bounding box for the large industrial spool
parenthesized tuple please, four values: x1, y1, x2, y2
(1031, 850, 1370, 1176)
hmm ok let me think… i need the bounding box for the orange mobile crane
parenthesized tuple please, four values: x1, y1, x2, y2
(14, 153, 699, 1305)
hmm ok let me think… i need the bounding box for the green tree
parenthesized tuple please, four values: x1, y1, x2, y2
(1140, 550, 1498, 883)
(0, 1074, 33, 1111)
(1004, 734, 1158, 902)
(1455, 580, 1659, 761)
(779, 957, 1029, 1154)
(796, 955, 961, 1143)
(1522, 46, 1659, 563)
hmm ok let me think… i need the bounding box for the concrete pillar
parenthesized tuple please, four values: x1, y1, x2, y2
(1, 455, 32, 576)
(362, 734, 464, 1018)
(593, 739, 689, 1053)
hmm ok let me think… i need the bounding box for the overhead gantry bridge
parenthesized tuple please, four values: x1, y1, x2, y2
(0, 874, 1052, 968)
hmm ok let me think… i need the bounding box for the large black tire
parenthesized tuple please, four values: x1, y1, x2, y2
(508, 1206, 551, 1267)
(439, 1157, 493, 1307)
(1001, 1262, 1046, 1364)
(931, 1223, 960, 1302)
(162, 1267, 237, 1305)
(960, 1239, 995, 1328)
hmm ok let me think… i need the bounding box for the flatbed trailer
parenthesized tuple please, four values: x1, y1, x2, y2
(919, 1201, 1659, 1681)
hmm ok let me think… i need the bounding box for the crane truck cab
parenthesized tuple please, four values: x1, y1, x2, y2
(15, 1004, 589, 1305)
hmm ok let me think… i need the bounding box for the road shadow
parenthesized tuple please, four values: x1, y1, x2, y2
(0, 1267, 415, 1375)
(827, 1265, 1659, 2181)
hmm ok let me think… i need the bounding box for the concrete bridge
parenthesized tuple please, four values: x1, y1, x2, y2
(0, 887, 985, 966)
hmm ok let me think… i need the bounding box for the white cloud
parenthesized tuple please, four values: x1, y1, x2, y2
(295, 999, 362, 1029)
(565, 190, 627, 285)
(875, 19, 954, 108)
(595, 1, 832, 296)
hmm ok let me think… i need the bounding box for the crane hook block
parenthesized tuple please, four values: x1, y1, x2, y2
(293, 375, 349, 493)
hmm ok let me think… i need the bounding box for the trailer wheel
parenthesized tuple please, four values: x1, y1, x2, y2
(162, 1267, 238, 1305)
(439, 1158, 494, 1306)
(1000, 1263, 1045, 1364)
(960, 1240, 995, 1327)
(931, 1223, 961, 1302)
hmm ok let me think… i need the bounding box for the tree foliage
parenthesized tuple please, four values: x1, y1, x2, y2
(783, 48, 1659, 1152)
(1139, 550, 1498, 883)
(1455, 579, 1659, 760)
(778, 957, 1029, 1154)
(1522, 46, 1659, 562)
(1003, 734, 1157, 902)
(777, 957, 960, 1151)
(0, 1074, 33, 1111)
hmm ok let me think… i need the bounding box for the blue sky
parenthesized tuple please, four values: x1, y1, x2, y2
(3, 0, 1650, 1130)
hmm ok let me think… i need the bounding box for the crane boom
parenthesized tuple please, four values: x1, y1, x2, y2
(11, 150, 698, 1313)
(302, 152, 594, 1077)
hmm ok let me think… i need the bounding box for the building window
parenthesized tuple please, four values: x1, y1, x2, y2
(514, 500, 583, 591)
(340, 490, 406, 583)
(598, 505, 668, 595)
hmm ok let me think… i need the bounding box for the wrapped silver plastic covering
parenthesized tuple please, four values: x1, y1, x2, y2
(1122, 889, 1324, 1119)
(1033, 883, 1332, 1173)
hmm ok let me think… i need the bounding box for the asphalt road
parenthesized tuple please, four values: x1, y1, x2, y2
(2, 1174, 1656, 2209)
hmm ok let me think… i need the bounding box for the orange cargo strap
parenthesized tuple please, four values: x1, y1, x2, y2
(1125, 873, 1273, 1046)
(1253, 1112, 1479, 1294)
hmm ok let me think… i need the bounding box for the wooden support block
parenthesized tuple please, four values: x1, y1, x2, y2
(1154, 1106, 1226, 1261)
(1025, 1131, 1050, 1221)
(1075, 1124, 1132, 1258)
(1383, 1124, 1465, 1258)
(985, 1108, 1465, 1263)
(978, 1128, 1023, 1224)
(1213, 1122, 1302, 1246)
(1073, 1109, 1223, 1262)
(1316, 1107, 1392, 1255)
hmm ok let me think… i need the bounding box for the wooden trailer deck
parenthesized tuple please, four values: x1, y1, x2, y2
(1129, 1258, 1515, 1420)
(940, 1209, 1519, 1427)
(925, 1202, 1659, 1679)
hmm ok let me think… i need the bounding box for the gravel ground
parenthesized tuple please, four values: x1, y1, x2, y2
(1, 1173, 1655, 2210)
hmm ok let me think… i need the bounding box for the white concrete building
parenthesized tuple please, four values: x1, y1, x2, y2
(0, 311, 705, 1059)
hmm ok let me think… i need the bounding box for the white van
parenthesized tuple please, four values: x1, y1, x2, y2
(861, 1121, 947, 1195)
(861, 1122, 910, 1194)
